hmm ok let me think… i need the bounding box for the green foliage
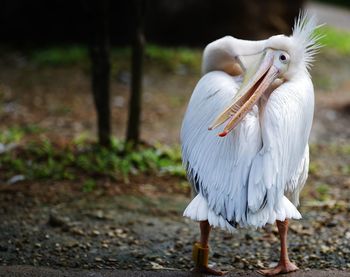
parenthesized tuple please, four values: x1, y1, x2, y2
(310, 143, 350, 156)
(316, 26, 350, 55)
(0, 127, 24, 143)
(0, 124, 43, 144)
(0, 137, 185, 183)
(29, 44, 201, 73)
(83, 179, 96, 192)
(309, 143, 350, 177)
(26, 26, 350, 71)
(145, 45, 201, 72)
(308, 161, 320, 176)
(315, 183, 330, 201)
(30, 46, 89, 66)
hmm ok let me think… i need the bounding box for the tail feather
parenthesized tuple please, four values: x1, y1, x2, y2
(183, 194, 236, 232)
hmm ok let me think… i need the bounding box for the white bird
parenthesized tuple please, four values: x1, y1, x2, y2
(181, 13, 321, 276)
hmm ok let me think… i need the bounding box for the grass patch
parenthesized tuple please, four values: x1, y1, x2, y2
(315, 183, 330, 201)
(0, 138, 185, 183)
(23, 26, 350, 70)
(0, 124, 43, 144)
(316, 26, 350, 55)
(309, 143, 350, 177)
(145, 45, 201, 72)
(83, 179, 97, 192)
(29, 44, 201, 73)
(31, 46, 89, 66)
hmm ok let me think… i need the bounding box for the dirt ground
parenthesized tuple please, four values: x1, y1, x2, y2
(0, 48, 350, 275)
(0, 266, 349, 277)
(1, 3, 350, 275)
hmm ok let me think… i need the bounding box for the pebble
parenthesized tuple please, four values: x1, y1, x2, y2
(321, 245, 331, 253)
(64, 240, 78, 248)
(7, 175, 25, 185)
(268, 262, 278, 268)
(150, 262, 163, 269)
(256, 260, 264, 269)
(92, 230, 100, 236)
(1, 173, 350, 271)
(70, 228, 85, 236)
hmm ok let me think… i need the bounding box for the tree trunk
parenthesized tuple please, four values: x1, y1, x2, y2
(126, 0, 146, 145)
(89, 0, 111, 147)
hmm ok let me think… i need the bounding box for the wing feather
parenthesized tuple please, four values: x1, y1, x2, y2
(247, 75, 314, 214)
(181, 71, 262, 225)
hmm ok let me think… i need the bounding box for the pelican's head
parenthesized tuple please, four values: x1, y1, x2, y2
(210, 13, 321, 137)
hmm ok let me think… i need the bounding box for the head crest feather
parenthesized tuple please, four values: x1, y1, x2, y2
(292, 11, 323, 69)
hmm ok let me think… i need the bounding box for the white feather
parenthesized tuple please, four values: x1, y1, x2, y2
(182, 12, 318, 231)
(247, 75, 314, 216)
(181, 71, 262, 228)
(183, 194, 236, 232)
(182, 72, 313, 230)
(292, 11, 323, 70)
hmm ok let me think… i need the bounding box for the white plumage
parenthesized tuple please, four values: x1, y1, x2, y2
(181, 13, 320, 231)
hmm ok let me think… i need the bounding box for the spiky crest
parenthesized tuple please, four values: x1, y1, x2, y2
(291, 11, 323, 69)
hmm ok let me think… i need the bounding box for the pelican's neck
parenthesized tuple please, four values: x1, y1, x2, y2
(202, 36, 267, 75)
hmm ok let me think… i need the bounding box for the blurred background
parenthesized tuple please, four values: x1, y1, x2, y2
(0, 0, 349, 274)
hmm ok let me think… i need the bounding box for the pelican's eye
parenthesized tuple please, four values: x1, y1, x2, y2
(279, 53, 288, 64)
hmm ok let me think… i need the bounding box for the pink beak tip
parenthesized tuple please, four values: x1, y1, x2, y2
(218, 131, 228, 137)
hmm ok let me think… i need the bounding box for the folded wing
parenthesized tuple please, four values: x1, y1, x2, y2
(181, 71, 262, 225)
(247, 75, 314, 217)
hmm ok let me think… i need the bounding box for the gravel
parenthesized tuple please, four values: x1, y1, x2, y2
(0, 174, 349, 274)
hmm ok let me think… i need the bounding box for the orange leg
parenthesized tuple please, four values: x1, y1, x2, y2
(192, 220, 226, 276)
(258, 219, 299, 276)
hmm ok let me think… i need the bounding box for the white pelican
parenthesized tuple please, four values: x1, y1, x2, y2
(181, 13, 321, 276)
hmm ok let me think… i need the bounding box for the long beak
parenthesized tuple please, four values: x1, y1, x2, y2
(209, 49, 279, 137)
